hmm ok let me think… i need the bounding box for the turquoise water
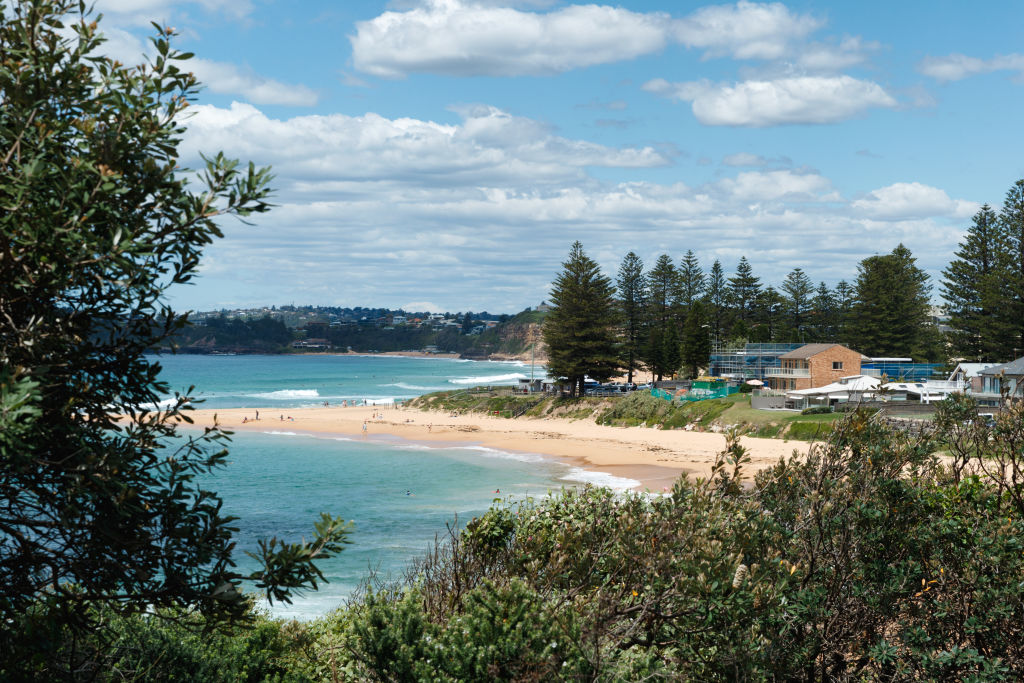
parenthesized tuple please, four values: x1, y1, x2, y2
(153, 353, 544, 410)
(154, 354, 633, 620)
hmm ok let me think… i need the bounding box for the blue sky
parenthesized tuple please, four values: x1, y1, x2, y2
(93, 0, 1024, 313)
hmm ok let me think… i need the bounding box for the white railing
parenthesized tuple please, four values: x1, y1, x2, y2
(764, 367, 811, 378)
(922, 380, 968, 392)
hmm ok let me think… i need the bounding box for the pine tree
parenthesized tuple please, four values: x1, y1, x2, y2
(942, 205, 1010, 360)
(705, 260, 728, 343)
(751, 286, 784, 342)
(810, 282, 838, 341)
(834, 280, 855, 341)
(998, 180, 1024, 357)
(848, 245, 931, 358)
(780, 267, 814, 341)
(728, 257, 761, 327)
(616, 252, 646, 384)
(543, 242, 621, 396)
(643, 254, 682, 380)
(681, 300, 711, 378)
(678, 249, 706, 310)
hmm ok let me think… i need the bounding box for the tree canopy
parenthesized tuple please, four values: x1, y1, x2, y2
(0, 1, 348, 673)
(543, 242, 620, 396)
(848, 244, 931, 358)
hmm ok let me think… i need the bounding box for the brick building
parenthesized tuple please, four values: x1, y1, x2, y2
(764, 343, 864, 391)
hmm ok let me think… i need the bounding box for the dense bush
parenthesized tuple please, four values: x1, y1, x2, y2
(322, 402, 1024, 681)
(30, 399, 1024, 680)
(801, 405, 833, 415)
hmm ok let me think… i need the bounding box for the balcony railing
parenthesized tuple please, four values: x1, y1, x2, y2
(764, 367, 811, 378)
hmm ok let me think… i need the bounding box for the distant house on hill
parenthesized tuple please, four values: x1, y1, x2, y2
(764, 343, 863, 391)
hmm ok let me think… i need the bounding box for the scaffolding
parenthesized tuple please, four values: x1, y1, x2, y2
(708, 342, 804, 380)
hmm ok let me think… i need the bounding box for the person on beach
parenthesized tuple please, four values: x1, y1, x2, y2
(362, 421, 367, 434)
(255, 410, 259, 420)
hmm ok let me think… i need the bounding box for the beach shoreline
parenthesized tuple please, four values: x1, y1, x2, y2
(182, 404, 810, 491)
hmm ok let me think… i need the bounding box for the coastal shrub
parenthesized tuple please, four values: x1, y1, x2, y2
(595, 390, 668, 426)
(785, 420, 834, 441)
(749, 422, 783, 439)
(326, 407, 1024, 680)
(801, 405, 833, 415)
(6, 604, 319, 683)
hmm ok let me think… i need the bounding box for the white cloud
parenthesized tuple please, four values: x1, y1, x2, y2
(796, 36, 879, 72)
(672, 0, 820, 60)
(350, 0, 670, 78)
(93, 0, 254, 24)
(851, 182, 979, 221)
(918, 53, 1024, 82)
(722, 152, 792, 167)
(350, 1, 831, 78)
(90, 28, 317, 106)
(180, 102, 669, 191)
(190, 59, 319, 106)
(716, 170, 834, 201)
(175, 102, 974, 312)
(644, 75, 897, 126)
(401, 301, 444, 312)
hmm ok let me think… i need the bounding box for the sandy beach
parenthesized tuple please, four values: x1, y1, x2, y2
(185, 404, 811, 491)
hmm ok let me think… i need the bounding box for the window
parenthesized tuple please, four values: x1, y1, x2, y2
(832, 361, 843, 370)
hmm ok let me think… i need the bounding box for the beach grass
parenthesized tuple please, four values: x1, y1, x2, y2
(413, 388, 850, 442)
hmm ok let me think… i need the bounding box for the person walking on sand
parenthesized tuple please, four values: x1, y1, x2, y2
(362, 421, 367, 434)
(255, 410, 259, 421)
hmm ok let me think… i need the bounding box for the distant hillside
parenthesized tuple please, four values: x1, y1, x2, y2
(167, 308, 547, 360)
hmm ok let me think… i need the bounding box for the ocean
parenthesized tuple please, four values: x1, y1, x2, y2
(154, 353, 636, 620)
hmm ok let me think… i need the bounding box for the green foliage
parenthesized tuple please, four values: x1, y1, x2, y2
(616, 251, 646, 385)
(999, 179, 1024, 354)
(543, 242, 621, 395)
(800, 405, 833, 415)
(323, 411, 1024, 680)
(942, 204, 1012, 361)
(174, 314, 295, 351)
(780, 266, 814, 339)
(848, 244, 933, 358)
(728, 256, 762, 325)
(784, 420, 835, 441)
(0, 1, 349, 674)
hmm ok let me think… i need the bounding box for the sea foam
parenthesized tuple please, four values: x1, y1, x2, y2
(448, 373, 527, 385)
(560, 467, 641, 491)
(248, 389, 320, 400)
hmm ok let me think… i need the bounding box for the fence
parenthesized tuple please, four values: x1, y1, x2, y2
(651, 386, 739, 404)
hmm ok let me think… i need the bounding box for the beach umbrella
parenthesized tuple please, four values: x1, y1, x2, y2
(745, 379, 764, 386)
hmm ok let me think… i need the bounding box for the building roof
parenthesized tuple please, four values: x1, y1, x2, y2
(948, 362, 999, 380)
(779, 343, 851, 360)
(787, 374, 880, 397)
(979, 356, 1024, 376)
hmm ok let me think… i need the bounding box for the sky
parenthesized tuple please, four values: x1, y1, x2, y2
(90, 0, 1024, 314)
